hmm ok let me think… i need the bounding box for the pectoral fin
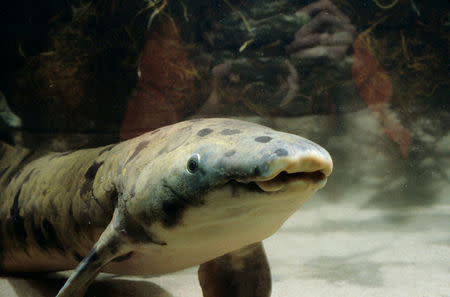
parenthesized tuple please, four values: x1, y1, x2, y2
(198, 242, 271, 297)
(56, 223, 131, 297)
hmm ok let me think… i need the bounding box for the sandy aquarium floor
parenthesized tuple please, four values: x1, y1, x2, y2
(1, 109, 449, 297)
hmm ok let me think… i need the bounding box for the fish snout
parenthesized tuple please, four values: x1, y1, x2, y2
(235, 139, 332, 193)
(254, 151, 332, 192)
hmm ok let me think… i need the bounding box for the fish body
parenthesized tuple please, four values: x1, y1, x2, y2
(0, 118, 332, 297)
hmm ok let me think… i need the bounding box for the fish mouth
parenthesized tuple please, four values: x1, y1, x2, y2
(254, 170, 327, 192)
(237, 155, 333, 193)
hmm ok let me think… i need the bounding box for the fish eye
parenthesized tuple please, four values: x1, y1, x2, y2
(187, 154, 200, 174)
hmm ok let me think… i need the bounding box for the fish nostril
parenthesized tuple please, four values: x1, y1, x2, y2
(254, 166, 261, 176)
(254, 162, 270, 176)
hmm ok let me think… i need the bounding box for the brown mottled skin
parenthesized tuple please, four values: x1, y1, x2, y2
(0, 142, 117, 271)
(0, 118, 332, 297)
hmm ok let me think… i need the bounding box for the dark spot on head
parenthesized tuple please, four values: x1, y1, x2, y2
(221, 129, 241, 135)
(274, 148, 288, 156)
(197, 128, 213, 137)
(126, 141, 150, 165)
(225, 150, 236, 157)
(10, 188, 27, 244)
(43, 218, 65, 251)
(255, 136, 272, 143)
(73, 252, 84, 262)
(112, 252, 134, 262)
(80, 161, 104, 197)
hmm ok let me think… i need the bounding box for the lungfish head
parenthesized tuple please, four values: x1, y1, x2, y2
(116, 118, 332, 259)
